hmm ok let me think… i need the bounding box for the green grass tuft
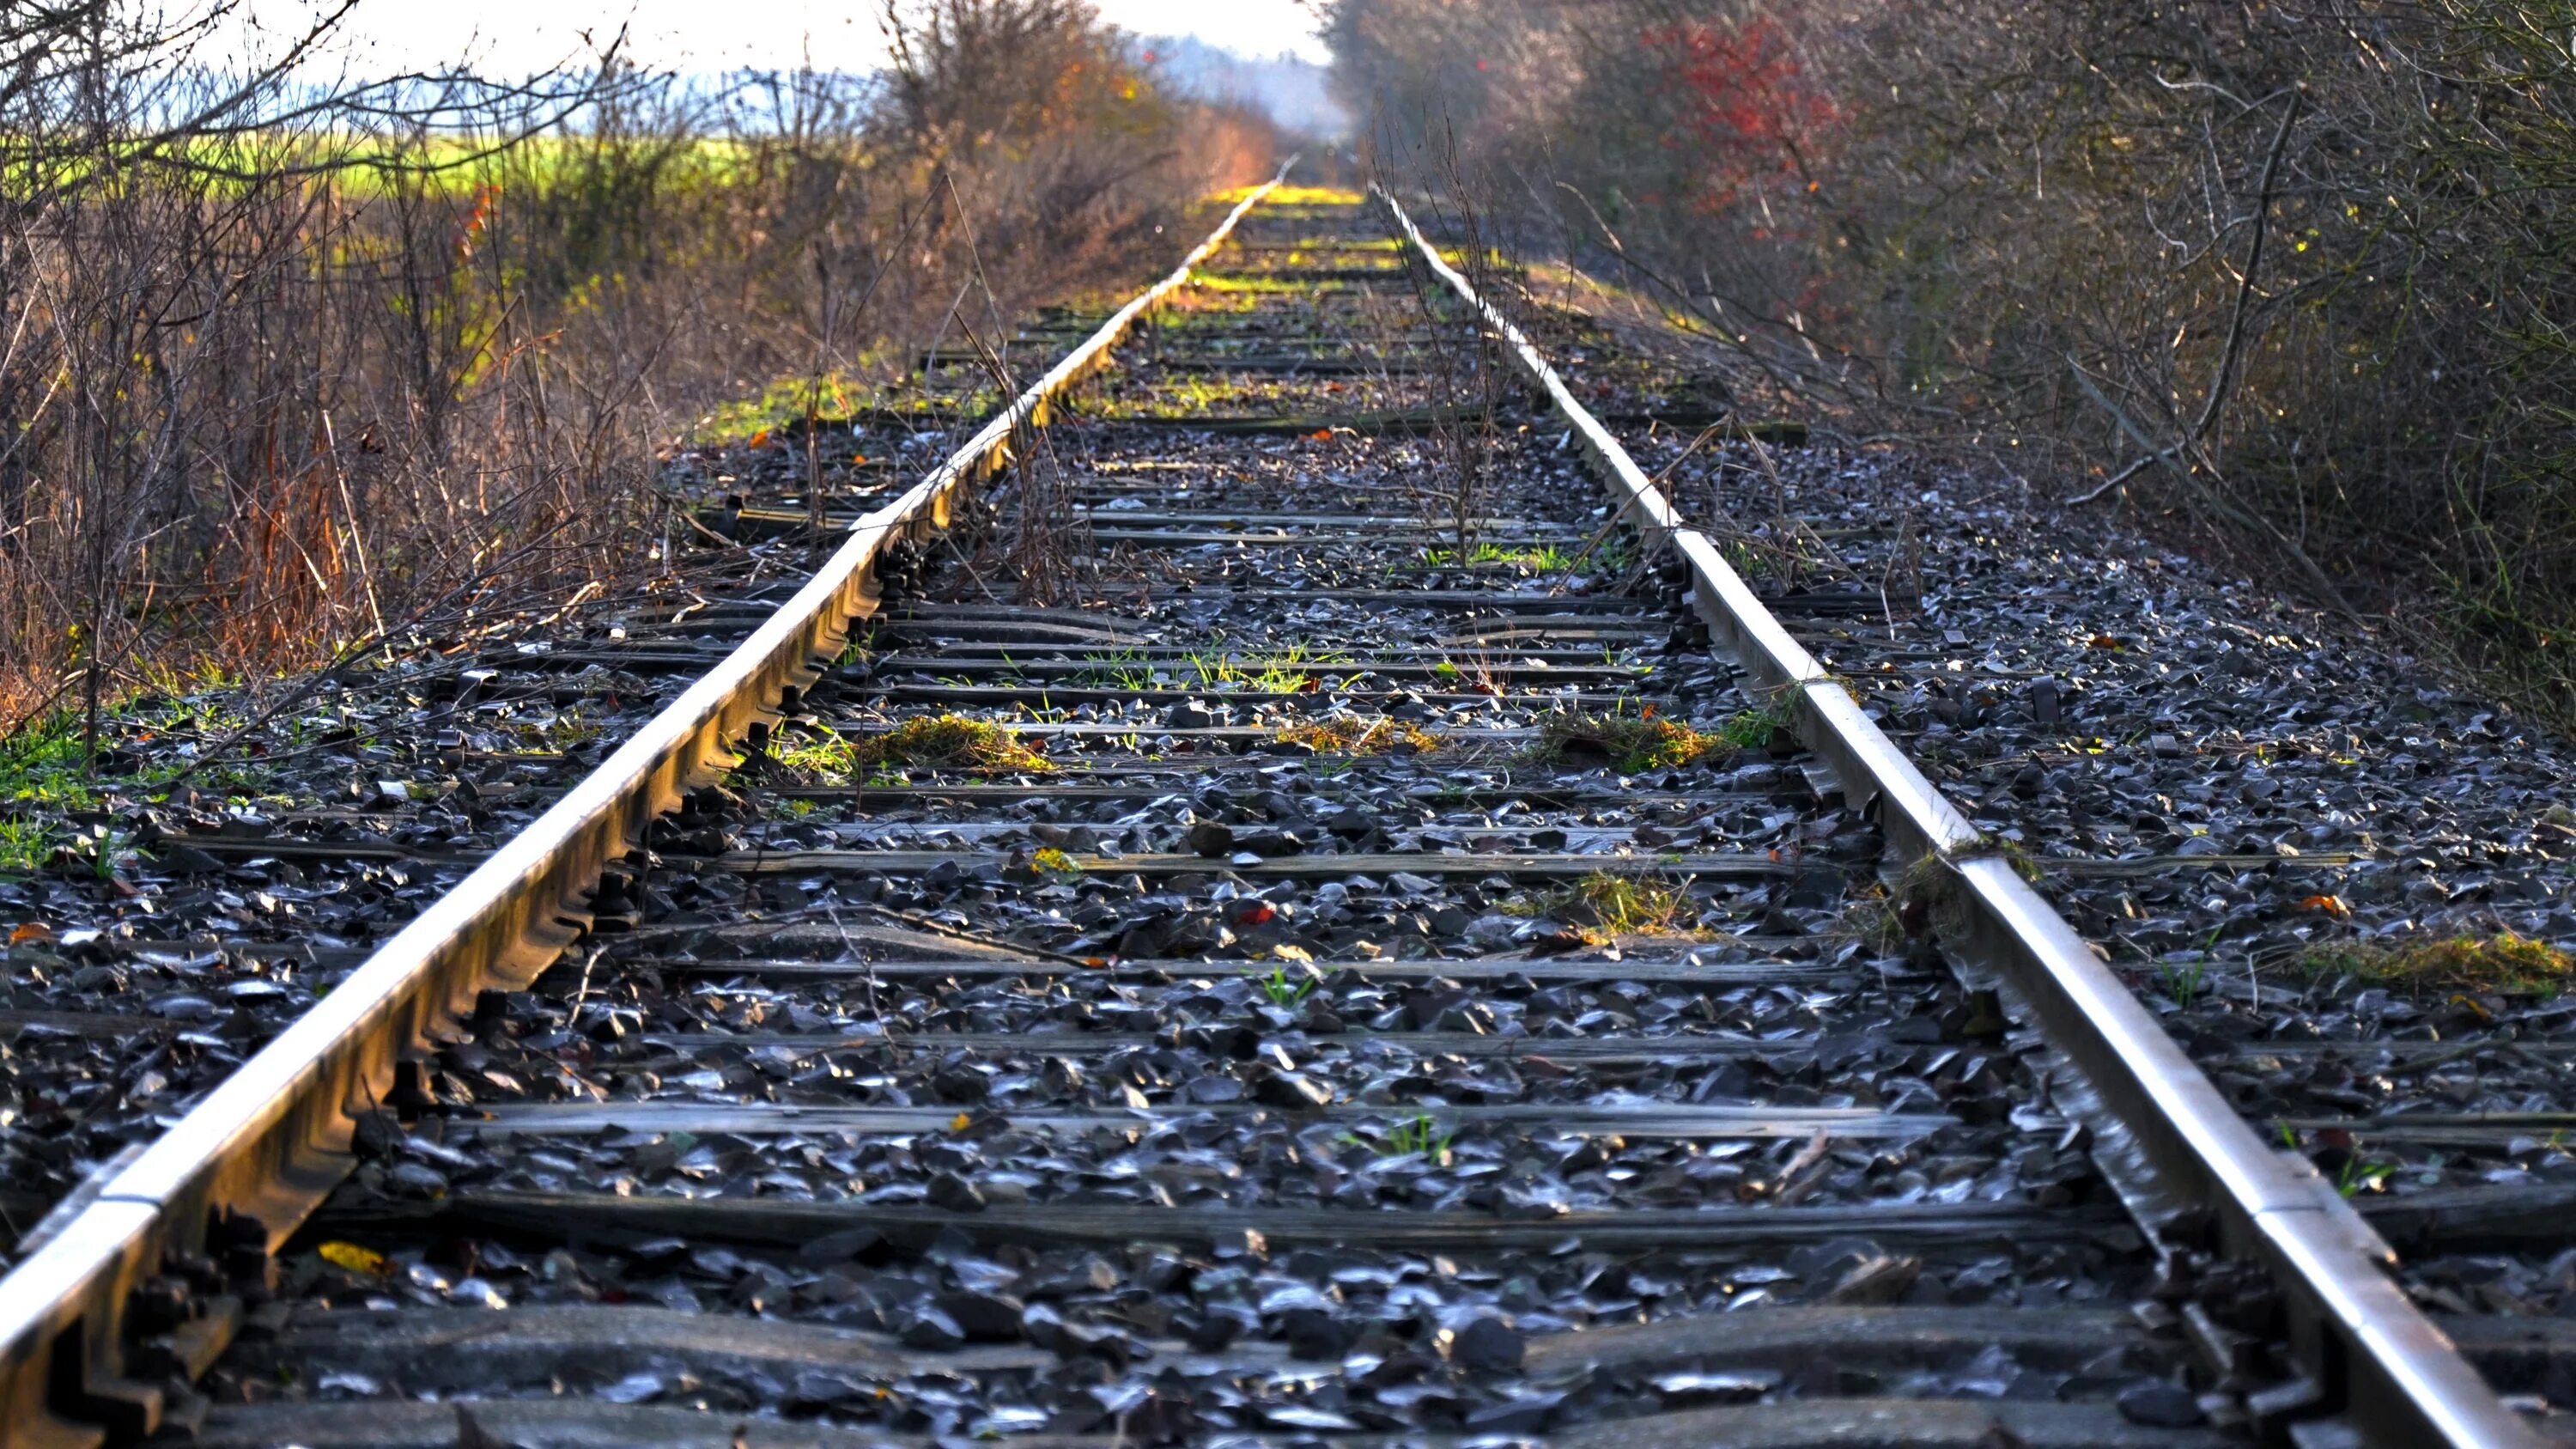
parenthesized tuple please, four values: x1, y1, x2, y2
(1526, 871, 1706, 940)
(778, 715, 1051, 780)
(1530, 710, 1752, 772)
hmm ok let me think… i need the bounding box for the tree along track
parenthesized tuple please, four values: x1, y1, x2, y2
(0, 179, 2547, 1447)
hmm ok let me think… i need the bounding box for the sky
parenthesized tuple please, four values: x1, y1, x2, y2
(210, 0, 1328, 78)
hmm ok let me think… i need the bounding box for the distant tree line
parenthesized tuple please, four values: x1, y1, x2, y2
(1327, 0, 2576, 727)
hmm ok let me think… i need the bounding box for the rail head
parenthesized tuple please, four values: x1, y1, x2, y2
(1374, 183, 2537, 1449)
(0, 168, 1291, 1449)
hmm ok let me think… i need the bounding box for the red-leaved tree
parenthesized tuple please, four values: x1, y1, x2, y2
(1644, 18, 1838, 219)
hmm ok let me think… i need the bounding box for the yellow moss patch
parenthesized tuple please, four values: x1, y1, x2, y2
(1518, 871, 1707, 940)
(2297, 933, 2573, 995)
(691, 369, 990, 447)
(1531, 713, 1737, 773)
(867, 716, 1052, 773)
(1214, 184, 1364, 206)
(783, 715, 1051, 779)
(1273, 715, 1443, 756)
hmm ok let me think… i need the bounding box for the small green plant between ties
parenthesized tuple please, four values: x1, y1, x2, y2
(2157, 925, 2221, 1007)
(2158, 955, 2206, 1008)
(1346, 1114, 1455, 1164)
(2337, 1153, 2397, 1198)
(1258, 967, 1315, 1008)
(2275, 1122, 2398, 1197)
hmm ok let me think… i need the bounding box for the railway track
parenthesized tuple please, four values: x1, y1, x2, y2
(0, 176, 2565, 1447)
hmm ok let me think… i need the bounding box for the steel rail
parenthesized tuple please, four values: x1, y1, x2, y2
(0, 169, 1291, 1449)
(1377, 186, 2539, 1449)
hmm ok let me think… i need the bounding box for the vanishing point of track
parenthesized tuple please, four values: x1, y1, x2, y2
(0, 176, 2548, 1447)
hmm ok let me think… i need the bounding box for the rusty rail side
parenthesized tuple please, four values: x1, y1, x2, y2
(0, 171, 1290, 1449)
(1379, 185, 2537, 1449)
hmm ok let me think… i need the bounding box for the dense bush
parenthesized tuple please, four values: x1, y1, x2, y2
(0, 0, 1275, 734)
(1328, 0, 2576, 726)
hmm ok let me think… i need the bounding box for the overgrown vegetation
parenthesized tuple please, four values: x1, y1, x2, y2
(1214, 185, 1365, 208)
(1, 709, 168, 874)
(2297, 933, 2574, 995)
(783, 715, 1054, 778)
(1530, 707, 1773, 772)
(696, 371, 999, 445)
(0, 821, 55, 878)
(0, 0, 1277, 753)
(1273, 715, 1444, 755)
(1421, 542, 1574, 571)
(1518, 870, 1707, 939)
(1328, 0, 2576, 728)
(1098, 644, 1358, 695)
(0, 715, 124, 818)
(0, 693, 277, 873)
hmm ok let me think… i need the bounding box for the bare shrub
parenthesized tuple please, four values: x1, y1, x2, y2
(1373, 133, 1510, 556)
(0, 0, 1278, 741)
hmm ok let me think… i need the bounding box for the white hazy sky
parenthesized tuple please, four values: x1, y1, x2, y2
(215, 0, 1327, 76)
